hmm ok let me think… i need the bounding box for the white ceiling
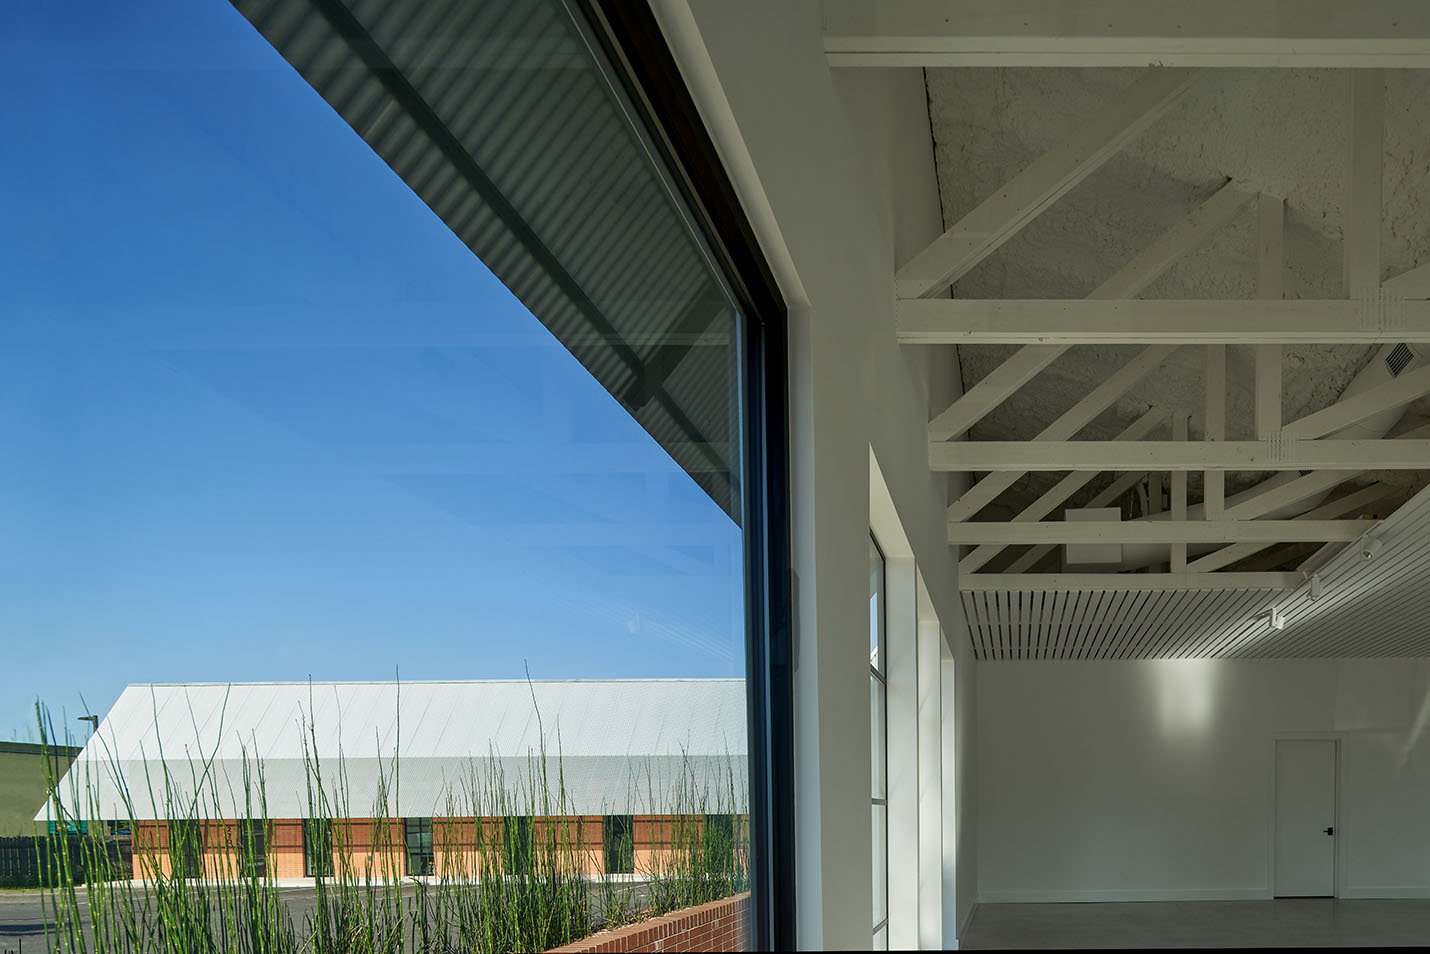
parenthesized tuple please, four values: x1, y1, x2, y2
(925, 68, 1430, 538)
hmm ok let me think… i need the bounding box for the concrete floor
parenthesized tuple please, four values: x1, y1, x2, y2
(961, 899, 1430, 949)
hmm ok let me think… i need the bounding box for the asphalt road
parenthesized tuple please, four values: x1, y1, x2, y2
(1, 885, 334, 952)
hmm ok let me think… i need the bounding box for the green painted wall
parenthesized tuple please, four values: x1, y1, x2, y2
(0, 742, 82, 836)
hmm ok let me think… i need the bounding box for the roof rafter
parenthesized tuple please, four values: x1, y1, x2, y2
(1187, 482, 1398, 572)
(1205, 344, 1227, 519)
(1255, 194, 1284, 438)
(896, 298, 1430, 344)
(895, 67, 1201, 299)
(823, 1, 1430, 68)
(946, 345, 1178, 521)
(1385, 261, 1430, 298)
(958, 408, 1165, 573)
(928, 181, 1249, 441)
(1005, 470, 1148, 574)
(930, 345, 1064, 443)
(948, 519, 1374, 546)
(960, 572, 1301, 593)
(934, 439, 1430, 472)
(1281, 364, 1430, 440)
(1344, 70, 1384, 297)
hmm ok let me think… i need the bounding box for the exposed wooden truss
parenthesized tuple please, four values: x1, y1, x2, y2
(929, 345, 1063, 443)
(1386, 262, 1430, 298)
(1186, 483, 1398, 572)
(960, 572, 1301, 593)
(958, 409, 1164, 573)
(823, 1, 1430, 69)
(1280, 364, 1430, 440)
(936, 439, 1430, 473)
(948, 520, 1375, 547)
(897, 298, 1430, 344)
(1006, 470, 1148, 574)
(945, 346, 1177, 522)
(1204, 344, 1226, 520)
(871, 20, 1430, 593)
(895, 67, 1201, 299)
(1225, 471, 1355, 521)
(1344, 70, 1385, 297)
(1255, 194, 1284, 439)
(927, 181, 1249, 441)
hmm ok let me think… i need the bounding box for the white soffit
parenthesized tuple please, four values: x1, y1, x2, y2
(962, 483, 1430, 660)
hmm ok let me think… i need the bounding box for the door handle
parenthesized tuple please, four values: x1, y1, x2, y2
(1324, 827, 1335, 836)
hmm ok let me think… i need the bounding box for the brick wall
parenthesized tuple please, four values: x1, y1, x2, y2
(130, 813, 748, 885)
(547, 892, 750, 954)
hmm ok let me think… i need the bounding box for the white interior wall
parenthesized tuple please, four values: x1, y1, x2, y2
(652, 2, 975, 947)
(979, 658, 1430, 902)
(916, 604, 944, 948)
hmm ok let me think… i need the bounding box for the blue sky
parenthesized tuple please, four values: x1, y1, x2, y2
(0, 1, 744, 742)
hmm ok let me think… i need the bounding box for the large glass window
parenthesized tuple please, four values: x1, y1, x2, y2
(238, 819, 267, 879)
(870, 534, 888, 949)
(404, 818, 434, 878)
(304, 818, 334, 878)
(168, 819, 203, 881)
(9, 0, 787, 948)
(603, 815, 635, 875)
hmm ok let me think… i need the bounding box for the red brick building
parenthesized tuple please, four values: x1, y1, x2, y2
(43, 679, 747, 883)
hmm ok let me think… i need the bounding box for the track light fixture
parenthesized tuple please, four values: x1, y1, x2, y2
(1254, 607, 1286, 631)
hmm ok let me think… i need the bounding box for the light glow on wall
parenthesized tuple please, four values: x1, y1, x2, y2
(1153, 659, 1218, 738)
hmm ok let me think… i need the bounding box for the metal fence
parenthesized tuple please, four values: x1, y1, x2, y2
(0, 835, 130, 888)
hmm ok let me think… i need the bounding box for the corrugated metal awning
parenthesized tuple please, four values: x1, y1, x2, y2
(228, 0, 743, 519)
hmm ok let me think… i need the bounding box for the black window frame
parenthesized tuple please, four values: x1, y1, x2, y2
(602, 814, 635, 875)
(703, 812, 736, 872)
(168, 817, 203, 880)
(580, 5, 795, 949)
(303, 817, 335, 879)
(869, 534, 889, 945)
(502, 815, 534, 876)
(403, 816, 434, 878)
(237, 818, 267, 880)
(219, 0, 794, 942)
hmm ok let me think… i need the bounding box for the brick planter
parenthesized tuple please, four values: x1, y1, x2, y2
(547, 892, 750, 953)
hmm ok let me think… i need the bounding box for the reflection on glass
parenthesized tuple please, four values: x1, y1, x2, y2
(872, 803, 888, 929)
(869, 532, 887, 941)
(871, 674, 886, 800)
(870, 536, 885, 673)
(8, 0, 753, 949)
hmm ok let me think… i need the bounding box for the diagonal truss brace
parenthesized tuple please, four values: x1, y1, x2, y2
(946, 345, 1179, 522)
(1187, 483, 1397, 572)
(927, 181, 1249, 441)
(896, 68, 1201, 298)
(959, 408, 1164, 573)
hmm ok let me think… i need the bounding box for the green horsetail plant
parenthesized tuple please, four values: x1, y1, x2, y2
(637, 748, 749, 919)
(34, 687, 749, 953)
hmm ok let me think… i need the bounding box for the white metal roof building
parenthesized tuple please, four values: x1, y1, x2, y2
(43, 680, 747, 821)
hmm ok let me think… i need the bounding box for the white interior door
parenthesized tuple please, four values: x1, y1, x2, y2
(1274, 739, 1337, 897)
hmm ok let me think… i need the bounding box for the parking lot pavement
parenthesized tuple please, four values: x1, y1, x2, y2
(0, 884, 327, 950)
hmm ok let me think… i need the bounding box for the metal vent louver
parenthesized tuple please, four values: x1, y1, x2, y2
(1387, 343, 1415, 377)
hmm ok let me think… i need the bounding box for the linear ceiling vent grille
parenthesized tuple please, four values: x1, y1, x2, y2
(1387, 343, 1416, 377)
